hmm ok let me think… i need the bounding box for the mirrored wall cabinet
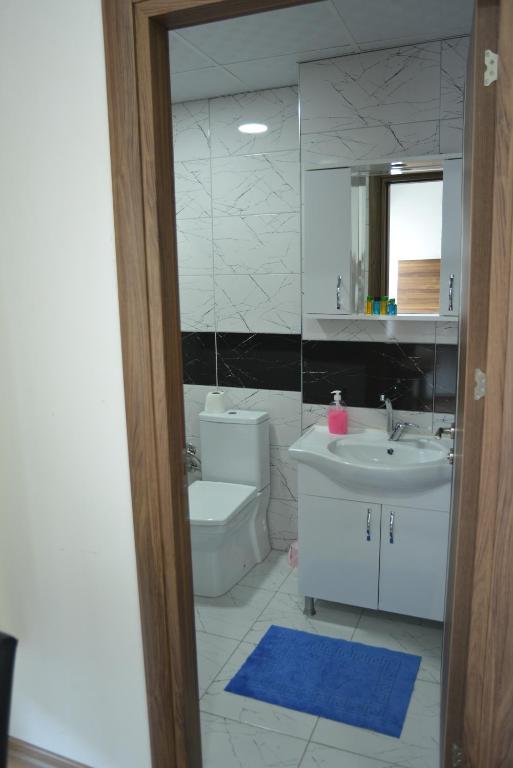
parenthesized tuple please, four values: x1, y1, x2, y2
(303, 157, 463, 321)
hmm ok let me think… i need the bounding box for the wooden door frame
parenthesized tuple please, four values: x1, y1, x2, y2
(102, 1, 513, 766)
(441, 1, 499, 764)
(443, 1, 513, 766)
(461, 2, 513, 763)
(101, 1, 320, 766)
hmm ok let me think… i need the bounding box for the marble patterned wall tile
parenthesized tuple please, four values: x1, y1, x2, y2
(270, 446, 298, 502)
(213, 213, 300, 275)
(182, 332, 217, 385)
(172, 100, 210, 162)
(441, 37, 470, 120)
(362, 406, 435, 432)
(212, 151, 300, 216)
(440, 118, 463, 153)
(174, 159, 212, 220)
(222, 387, 302, 448)
(268, 498, 298, 551)
(302, 316, 437, 344)
(436, 320, 459, 345)
(178, 275, 216, 331)
(433, 412, 455, 433)
(300, 43, 441, 134)
(210, 87, 299, 158)
(183, 384, 216, 449)
(302, 403, 435, 434)
(177, 218, 214, 275)
(215, 274, 301, 334)
(301, 121, 440, 170)
(301, 402, 327, 432)
(183, 385, 300, 454)
(216, 332, 301, 391)
(302, 340, 435, 411)
(392, 120, 441, 155)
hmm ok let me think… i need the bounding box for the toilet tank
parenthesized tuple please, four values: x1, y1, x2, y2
(199, 410, 270, 491)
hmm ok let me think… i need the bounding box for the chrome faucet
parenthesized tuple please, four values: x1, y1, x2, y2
(379, 394, 418, 441)
(379, 394, 394, 434)
(389, 422, 419, 442)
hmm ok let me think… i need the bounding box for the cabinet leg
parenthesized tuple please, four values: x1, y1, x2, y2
(304, 596, 316, 616)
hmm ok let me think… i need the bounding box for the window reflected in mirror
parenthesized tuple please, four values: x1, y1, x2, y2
(368, 170, 443, 314)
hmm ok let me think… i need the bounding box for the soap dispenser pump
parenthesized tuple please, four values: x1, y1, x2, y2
(328, 390, 348, 435)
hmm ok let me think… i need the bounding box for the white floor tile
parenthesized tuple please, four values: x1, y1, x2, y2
(352, 612, 442, 683)
(240, 550, 292, 592)
(201, 642, 318, 740)
(201, 712, 308, 768)
(279, 567, 299, 595)
(196, 582, 441, 768)
(244, 591, 361, 645)
(300, 742, 401, 768)
(195, 585, 274, 641)
(196, 632, 239, 696)
(311, 679, 441, 768)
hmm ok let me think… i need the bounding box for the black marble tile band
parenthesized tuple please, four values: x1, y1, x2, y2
(217, 332, 302, 392)
(302, 340, 435, 412)
(182, 332, 216, 386)
(182, 332, 457, 414)
(434, 344, 458, 413)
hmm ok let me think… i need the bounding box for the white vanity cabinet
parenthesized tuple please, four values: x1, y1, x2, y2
(299, 496, 380, 609)
(303, 167, 353, 315)
(440, 158, 463, 317)
(302, 158, 463, 319)
(298, 484, 450, 621)
(379, 506, 450, 621)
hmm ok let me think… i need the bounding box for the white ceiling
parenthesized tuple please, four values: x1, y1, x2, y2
(169, 0, 473, 103)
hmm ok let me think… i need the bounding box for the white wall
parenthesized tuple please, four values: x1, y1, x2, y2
(0, 2, 152, 766)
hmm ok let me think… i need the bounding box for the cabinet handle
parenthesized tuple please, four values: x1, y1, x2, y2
(448, 273, 455, 312)
(389, 511, 395, 544)
(366, 509, 371, 541)
(336, 275, 342, 310)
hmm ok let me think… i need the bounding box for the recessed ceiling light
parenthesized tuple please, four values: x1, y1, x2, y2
(238, 123, 268, 135)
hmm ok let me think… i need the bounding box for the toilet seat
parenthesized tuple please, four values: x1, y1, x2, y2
(189, 481, 257, 526)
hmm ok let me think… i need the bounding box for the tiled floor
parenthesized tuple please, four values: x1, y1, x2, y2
(196, 550, 442, 768)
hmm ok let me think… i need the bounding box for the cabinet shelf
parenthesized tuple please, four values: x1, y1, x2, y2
(305, 313, 459, 322)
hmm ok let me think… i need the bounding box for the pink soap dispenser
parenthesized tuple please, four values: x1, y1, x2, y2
(328, 390, 348, 435)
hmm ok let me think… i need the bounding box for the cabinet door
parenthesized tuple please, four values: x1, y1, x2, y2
(298, 496, 380, 609)
(303, 168, 352, 315)
(440, 158, 463, 316)
(379, 506, 449, 621)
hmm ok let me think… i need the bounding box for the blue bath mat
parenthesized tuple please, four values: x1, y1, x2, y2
(225, 625, 420, 737)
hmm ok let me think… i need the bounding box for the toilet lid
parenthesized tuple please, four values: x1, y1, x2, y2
(188, 481, 257, 526)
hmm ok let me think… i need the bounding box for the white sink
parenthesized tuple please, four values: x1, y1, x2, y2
(289, 426, 452, 494)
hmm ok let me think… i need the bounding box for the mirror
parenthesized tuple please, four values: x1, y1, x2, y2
(352, 158, 460, 316)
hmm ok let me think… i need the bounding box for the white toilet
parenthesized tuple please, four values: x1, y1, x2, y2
(189, 409, 271, 597)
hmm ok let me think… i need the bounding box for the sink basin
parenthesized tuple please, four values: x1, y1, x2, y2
(289, 426, 452, 494)
(328, 439, 445, 466)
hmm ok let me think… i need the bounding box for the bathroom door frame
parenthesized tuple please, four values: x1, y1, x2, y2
(101, 2, 321, 767)
(101, 1, 513, 766)
(442, 1, 513, 765)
